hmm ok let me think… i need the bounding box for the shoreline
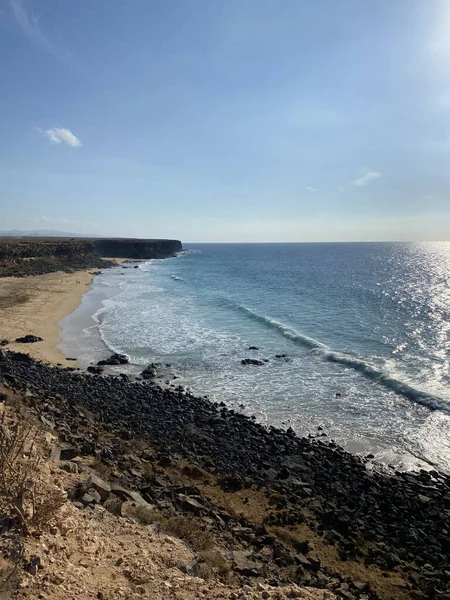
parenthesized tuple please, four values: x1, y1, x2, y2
(0, 259, 135, 367)
(1, 350, 449, 599)
(0, 270, 96, 366)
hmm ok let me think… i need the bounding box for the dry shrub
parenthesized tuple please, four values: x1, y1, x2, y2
(163, 516, 214, 552)
(123, 502, 155, 525)
(0, 410, 65, 535)
(199, 549, 231, 580)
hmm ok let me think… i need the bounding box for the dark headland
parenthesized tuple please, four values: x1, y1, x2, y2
(0, 241, 449, 600)
(0, 236, 182, 277)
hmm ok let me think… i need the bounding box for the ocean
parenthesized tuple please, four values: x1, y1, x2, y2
(58, 242, 450, 473)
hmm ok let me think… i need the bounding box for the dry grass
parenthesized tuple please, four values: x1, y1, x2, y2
(163, 516, 215, 552)
(0, 409, 65, 535)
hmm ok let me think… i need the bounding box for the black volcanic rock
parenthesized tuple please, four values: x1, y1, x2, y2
(241, 358, 264, 366)
(15, 335, 43, 343)
(1, 350, 450, 598)
(97, 353, 129, 366)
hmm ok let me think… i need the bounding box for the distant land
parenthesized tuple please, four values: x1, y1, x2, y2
(0, 229, 103, 238)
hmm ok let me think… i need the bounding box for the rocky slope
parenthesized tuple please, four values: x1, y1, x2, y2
(0, 237, 182, 277)
(1, 350, 449, 599)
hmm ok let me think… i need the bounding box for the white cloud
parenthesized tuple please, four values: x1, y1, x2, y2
(36, 127, 82, 147)
(306, 186, 318, 192)
(352, 169, 381, 187)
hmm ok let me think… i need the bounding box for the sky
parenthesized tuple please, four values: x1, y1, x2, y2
(1, 0, 450, 242)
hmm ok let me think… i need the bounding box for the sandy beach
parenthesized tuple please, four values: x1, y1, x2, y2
(0, 270, 95, 365)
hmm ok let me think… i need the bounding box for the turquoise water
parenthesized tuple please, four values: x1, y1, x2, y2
(59, 242, 450, 472)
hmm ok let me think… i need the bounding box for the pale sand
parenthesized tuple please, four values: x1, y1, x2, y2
(0, 271, 95, 366)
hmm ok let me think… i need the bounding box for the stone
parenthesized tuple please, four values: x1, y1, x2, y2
(26, 556, 41, 575)
(241, 358, 264, 366)
(59, 446, 79, 461)
(15, 335, 43, 343)
(104, 496, 123, 516)
(178, 494, 203, 514)
(81, 490, 101, 505)
(88, 474, 111, 502)
(97, 353, 129, 366)
(59, 461, 79, 474)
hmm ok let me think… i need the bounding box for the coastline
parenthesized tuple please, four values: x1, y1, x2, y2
(1, 349, 449, 599)
(0, 270, 96, 366)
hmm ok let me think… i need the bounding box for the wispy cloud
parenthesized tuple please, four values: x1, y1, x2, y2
(9, 0, 55, 53)
(8, 0, 86, 74)
(36, 127, 82, 147)
(352, 169, 381, 187)
(306, 186, 318, 193)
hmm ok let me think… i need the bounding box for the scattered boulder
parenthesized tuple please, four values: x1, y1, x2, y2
(87, 366, 103, 375)
(15, 335, 43, 343)
(0, 339, 9, 346)
(97, 353, 129, 366)
(88, 474, 111, 502)
(141, 364, 158, 379)
(59, 446, 79, 461)
(241, 358, 264, 366)
(248, 346, 259, 350)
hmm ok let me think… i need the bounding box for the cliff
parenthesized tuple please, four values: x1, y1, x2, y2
(92, 238, 182, 259)
(0, 237, 182, 277)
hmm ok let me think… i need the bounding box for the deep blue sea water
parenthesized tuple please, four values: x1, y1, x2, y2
(59, 242, 450, 472)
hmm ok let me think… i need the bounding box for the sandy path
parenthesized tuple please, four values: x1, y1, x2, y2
(0, 271, 95, 366)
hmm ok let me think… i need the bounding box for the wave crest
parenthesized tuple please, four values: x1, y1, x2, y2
(226, 300, 449, 413)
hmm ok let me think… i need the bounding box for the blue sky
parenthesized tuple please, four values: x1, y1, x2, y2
(1, 0, 450, 241)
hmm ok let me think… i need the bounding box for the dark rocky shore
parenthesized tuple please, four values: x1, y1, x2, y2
(0, 237, 182, 277)
(1, 350, 449, 599)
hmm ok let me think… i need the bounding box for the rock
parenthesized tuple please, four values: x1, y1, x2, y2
(81, 490, 101, 505)
(59, 461, 79, 474)
(275, 354, 287, 358)
(88, 474, 111, 502)
(104, 496, 122, 516)
(241, 358, 264, 366)
(8, 352, 33, 362)
(59, 446, 79, 461)
(0, 349, 6, 361)
(87, 366, 103, 374)
(220, 475, 244, 492)
(26, 556, 41, 575)
(248, 346, 259, 350)
(353, 580, 369, 592)
(97, 353, 129, 366)
(141, 364, 158, 379)
(418, 494, 431, 504)
(178, 494, 204, 514)
(0, 339, 9, 346)
(15, 335, 43, 343)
